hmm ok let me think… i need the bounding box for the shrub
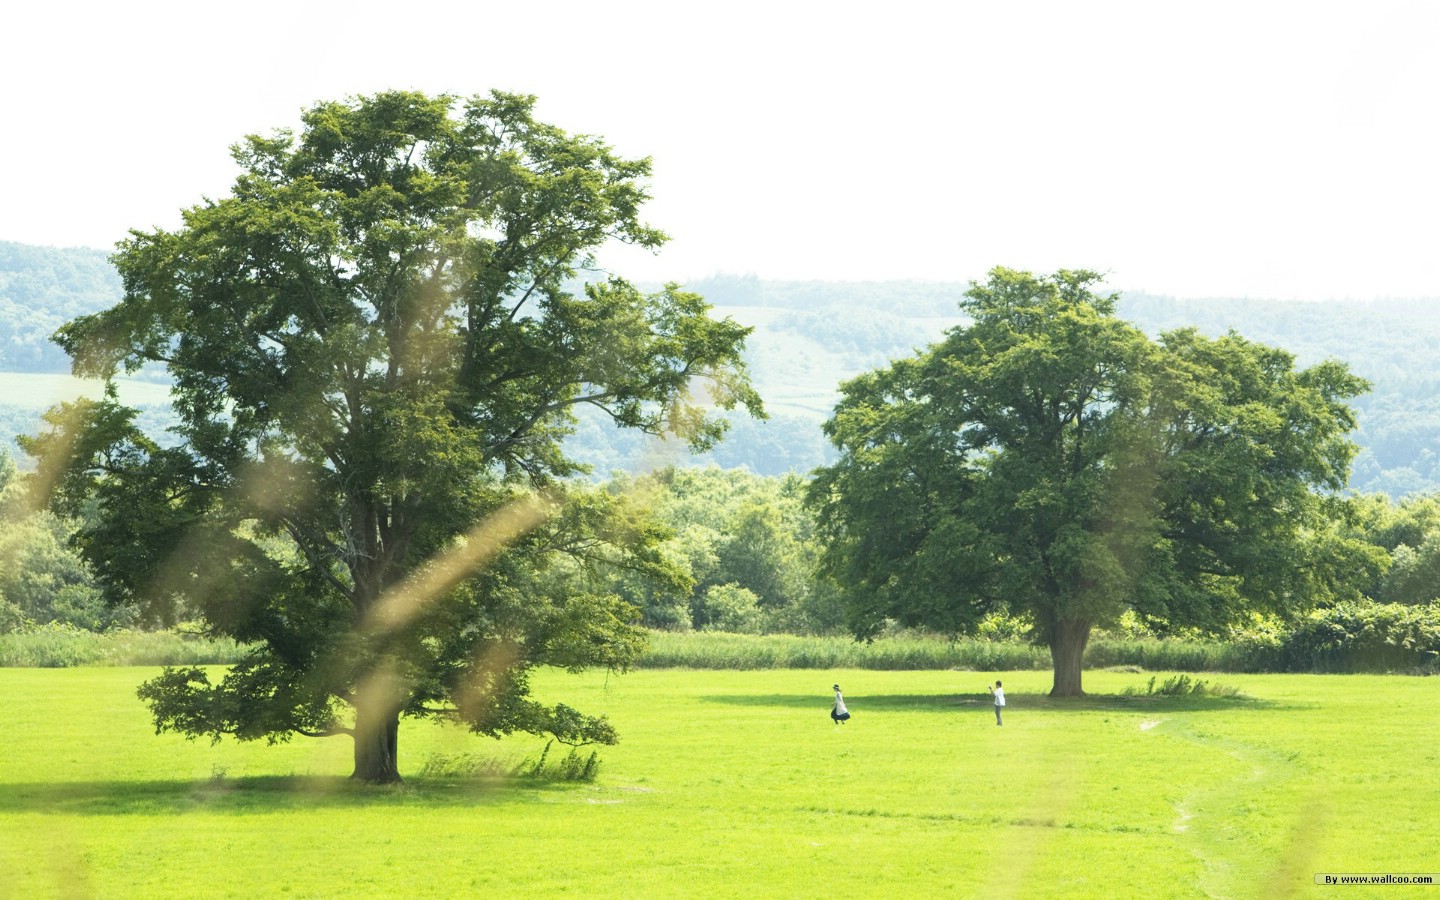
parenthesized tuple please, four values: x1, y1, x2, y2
(1122, 674, 1244, 698)
(414, 744, 601, 782)
(1269, 601, 1440, 673)
(522, 741, 602, 782)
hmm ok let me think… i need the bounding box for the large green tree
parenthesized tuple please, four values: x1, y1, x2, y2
(809, 268, 1378, 695)
(24, 91, 761, 781)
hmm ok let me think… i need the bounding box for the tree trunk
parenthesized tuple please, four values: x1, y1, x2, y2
(352, 701, 402, 784)
(1048, 619, 1092, 697)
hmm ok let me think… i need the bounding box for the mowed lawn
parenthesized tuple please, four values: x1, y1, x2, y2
(0, 667, 1435, 898)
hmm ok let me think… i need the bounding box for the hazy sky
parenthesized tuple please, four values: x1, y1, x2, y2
(5, 1, 1439, 301)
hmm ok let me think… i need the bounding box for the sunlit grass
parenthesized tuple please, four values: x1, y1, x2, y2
(0, 667, 1435, 897)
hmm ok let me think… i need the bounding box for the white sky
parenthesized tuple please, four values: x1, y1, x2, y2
(4, 0, 1439, 301)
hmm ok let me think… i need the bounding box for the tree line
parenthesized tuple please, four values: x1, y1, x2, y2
(9, 442, 1440, 655)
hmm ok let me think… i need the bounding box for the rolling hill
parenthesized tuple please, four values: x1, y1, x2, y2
(4, 243, 1440, 496)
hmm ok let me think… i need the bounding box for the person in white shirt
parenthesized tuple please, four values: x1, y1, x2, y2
(989, 680, 1005, 726)
(831, 684, 850, 724)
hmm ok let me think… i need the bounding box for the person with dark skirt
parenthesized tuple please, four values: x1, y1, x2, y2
(831, 684, 851, 724)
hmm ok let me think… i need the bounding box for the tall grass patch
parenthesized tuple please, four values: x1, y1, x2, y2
(637, 630, 1052, 670)
(642, 621, 1440, 675)
(0, 624, 251, 667)
(5, 616, 1440, 675)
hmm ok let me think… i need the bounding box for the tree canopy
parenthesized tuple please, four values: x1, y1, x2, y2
(808, 268, 1379, 694)
(23, 90, 761, 781)
(598, 466, 844, 635)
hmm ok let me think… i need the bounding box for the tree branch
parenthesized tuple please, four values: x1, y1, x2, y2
(296, 725, 354, 738)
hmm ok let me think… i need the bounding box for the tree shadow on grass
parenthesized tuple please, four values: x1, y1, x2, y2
(0, 773, 579, 817)
(702, 691, 1303, 714)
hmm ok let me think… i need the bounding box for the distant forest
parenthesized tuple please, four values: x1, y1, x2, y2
(3, 242, 1440, 498)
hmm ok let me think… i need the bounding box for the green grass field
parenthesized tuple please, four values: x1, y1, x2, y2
(0, 667, 1434, 898)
